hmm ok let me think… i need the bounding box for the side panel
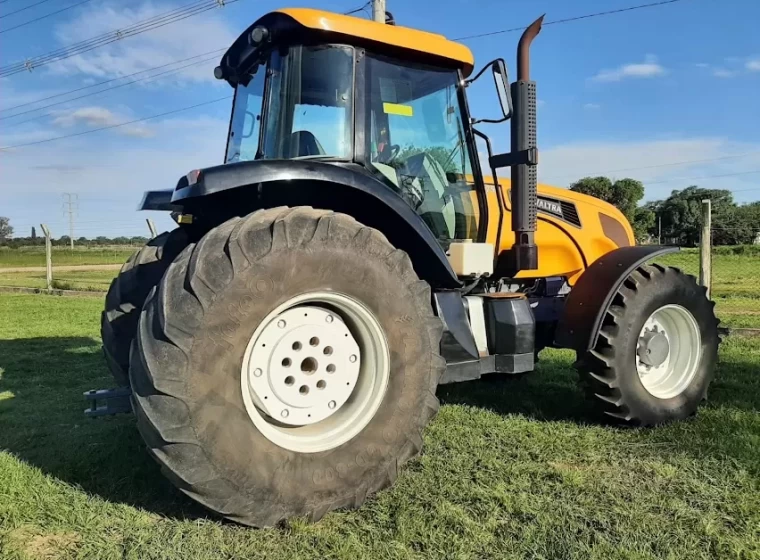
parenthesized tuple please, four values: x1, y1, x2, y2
(473, 176, 636, 284)
(554, 245, 679, 352)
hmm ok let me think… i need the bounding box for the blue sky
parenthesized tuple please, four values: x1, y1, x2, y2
(1, 0, 759, 238)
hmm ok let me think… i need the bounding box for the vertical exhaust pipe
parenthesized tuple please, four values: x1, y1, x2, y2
(510, 15, 544, 271)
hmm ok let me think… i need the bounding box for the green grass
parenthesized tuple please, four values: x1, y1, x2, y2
(0, 246, 135, 268)
(0, 270, 117, 292)
(0, 293, 758, 559)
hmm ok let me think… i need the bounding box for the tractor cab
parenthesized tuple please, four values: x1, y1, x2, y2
(218, 8, 505, 249)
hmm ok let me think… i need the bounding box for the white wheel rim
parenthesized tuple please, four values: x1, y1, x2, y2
(636, 304, 702, 399)
(241, 291, 390, 453)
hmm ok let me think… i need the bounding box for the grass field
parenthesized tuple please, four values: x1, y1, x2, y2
(0, 247, 135, 269)
(0, 293, 758, 559)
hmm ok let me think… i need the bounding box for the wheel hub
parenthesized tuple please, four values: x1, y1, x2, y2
(246, 305, 361, 426)
(637, 327, 670, 368)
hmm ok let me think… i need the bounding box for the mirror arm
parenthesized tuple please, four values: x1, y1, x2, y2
(472, 127, 505, 263)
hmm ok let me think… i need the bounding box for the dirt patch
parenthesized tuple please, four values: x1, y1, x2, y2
(7, 525, 80, 559)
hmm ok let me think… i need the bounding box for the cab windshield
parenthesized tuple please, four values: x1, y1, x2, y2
(365, 55, 478, 244)
(225, 45, 353, 163)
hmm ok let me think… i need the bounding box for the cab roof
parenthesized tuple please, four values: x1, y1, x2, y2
(217, 8, 475, 85)
(277, 8, 474, 75)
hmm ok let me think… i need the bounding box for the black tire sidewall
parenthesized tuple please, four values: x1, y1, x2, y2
(185, 242, 437, 510)
(612, 271, 718, 424)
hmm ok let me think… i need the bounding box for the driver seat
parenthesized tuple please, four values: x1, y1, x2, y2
(290, 130, 325, 157)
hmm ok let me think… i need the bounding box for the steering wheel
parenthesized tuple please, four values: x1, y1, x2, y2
(387, 144, 401, 162)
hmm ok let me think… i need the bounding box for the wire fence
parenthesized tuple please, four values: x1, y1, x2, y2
(1, 224, 758, 328)
(654, 227, 760, 330)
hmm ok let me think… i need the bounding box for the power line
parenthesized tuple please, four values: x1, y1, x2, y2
(2, 53, 222, 126)
(454, 0, 685, 41)
(0, 0, 94, 34)
(0, 0, 55, 19)
(61, 192, 78, 249)
(2, 0, 369, 111)
(0, 96, 231, 150)
(0, 0, 242, 76)
(0, 48, 224, 115)
(645, 169, 760, 186)
(552, 151, 760, 181)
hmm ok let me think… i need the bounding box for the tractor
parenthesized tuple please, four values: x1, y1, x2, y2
(96, 8, 719, 527)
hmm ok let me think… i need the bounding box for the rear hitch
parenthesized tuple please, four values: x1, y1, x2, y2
(84, 387, 133, 418)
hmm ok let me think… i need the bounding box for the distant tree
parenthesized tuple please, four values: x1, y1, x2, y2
(649, 186, 737, 246)
(570, 176, 645, 236)
(31, 226, 37, 241)
(632, 207, 656, 243)
(0, 216, 13, 241)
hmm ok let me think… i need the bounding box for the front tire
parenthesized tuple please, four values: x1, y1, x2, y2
(576, 264, 719, 426)
(129, 207, 444, 526)
(101, 229, 188, 386)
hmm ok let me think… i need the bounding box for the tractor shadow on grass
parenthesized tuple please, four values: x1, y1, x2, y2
(0, 336, 206, 522)
(437, 345, 760, 475)
(1, 337, 758, 519)
(437, 350, 593, 424)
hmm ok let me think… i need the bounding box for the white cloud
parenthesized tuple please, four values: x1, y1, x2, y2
(536, 138, 760, 202)
(592, 55, 666, 82)
(49, 1, 235, 83)
(0, 114, 229, 236)
(712, 67, 738, 78)
(51, 106, 155, 137)
(746, 58, 760, 72)
(694, 63, 709, 68)
(583, 103, 600, 110)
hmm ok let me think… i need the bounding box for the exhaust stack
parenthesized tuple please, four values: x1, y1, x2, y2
(510, 15, 544, 271)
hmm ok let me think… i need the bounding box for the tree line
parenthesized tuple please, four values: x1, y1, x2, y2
(0, 219, 148, 248)
(569, 178, 760, 246)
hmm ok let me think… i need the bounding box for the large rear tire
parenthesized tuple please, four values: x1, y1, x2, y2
(575, 264, 719, 426)
(129, 207, 444, 526)
(101, 229, 188, 386)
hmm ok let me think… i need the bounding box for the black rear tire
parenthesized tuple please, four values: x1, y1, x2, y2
(101, 229, 188, 386)
(129, 207, 444, 526)
(575, 264, 719, 426)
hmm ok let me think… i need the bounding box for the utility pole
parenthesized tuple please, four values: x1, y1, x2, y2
(62, 192, 78, 249)
(700, 199, 712, 299)
(658, 215, 662, 245)
(40, 224, 53, 293)
(372, 0, 385, 22)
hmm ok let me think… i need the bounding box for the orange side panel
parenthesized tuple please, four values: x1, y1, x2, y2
(476, 176, 634, 285)
(275, 8, 475, 77)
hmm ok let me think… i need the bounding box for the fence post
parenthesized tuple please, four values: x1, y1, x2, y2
(146, 218, 158, 239)
(700, 199, 712, 299)
(40, 224, 53, 293)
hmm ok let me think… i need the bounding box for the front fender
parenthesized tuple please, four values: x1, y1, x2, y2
(164, 160, 462, 289)
(555, 245, 679, 351)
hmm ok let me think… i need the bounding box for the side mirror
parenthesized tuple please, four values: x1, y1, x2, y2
(492, 59, 513, 120)
(466, 58, 513, 124)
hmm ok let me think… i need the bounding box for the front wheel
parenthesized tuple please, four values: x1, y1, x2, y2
(129, 207, 444, 526)
(576, 264, 719, 426)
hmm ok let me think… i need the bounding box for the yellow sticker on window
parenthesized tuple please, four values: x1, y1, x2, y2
(383, 102, 413, 117)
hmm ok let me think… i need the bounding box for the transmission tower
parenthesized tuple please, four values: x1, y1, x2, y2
(62, 192, 78, 249)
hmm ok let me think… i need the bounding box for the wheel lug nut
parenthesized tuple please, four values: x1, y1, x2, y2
(349, 355, 357, 363)
(326, 315, 334, 323)
(253, 368, 262, 377)
(281, 409, 289, 418)
(277, 320, 286, 328)
(328, 400, 336, 409)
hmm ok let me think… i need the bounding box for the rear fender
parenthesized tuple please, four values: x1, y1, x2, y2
(554, 245, 679, 351)
(140, 160, 461, 289)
